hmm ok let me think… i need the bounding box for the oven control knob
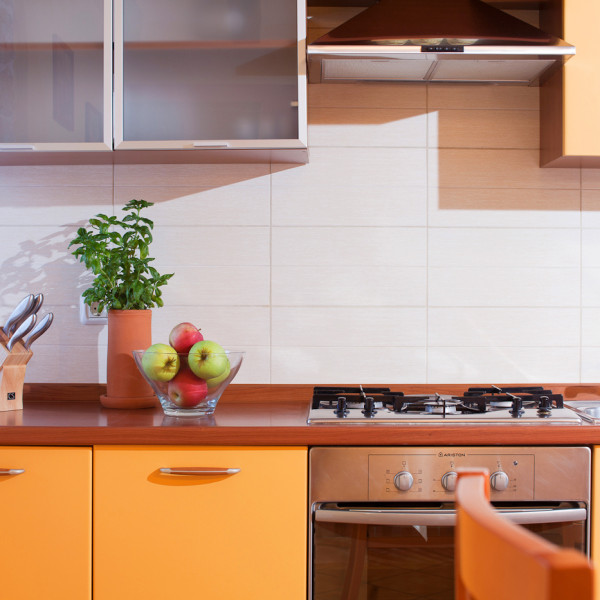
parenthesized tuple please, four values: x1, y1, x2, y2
(394, 471, 414, 491)
(441, 471, 458, 492)
(490, 471, 510, 491)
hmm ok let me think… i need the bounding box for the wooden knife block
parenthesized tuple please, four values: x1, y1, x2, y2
(0, 329, 32, 412)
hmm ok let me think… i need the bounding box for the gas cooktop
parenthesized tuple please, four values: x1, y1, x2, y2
(306, 385, 582, 425)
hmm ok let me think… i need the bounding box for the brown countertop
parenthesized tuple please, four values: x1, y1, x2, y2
(2, 383, 600, 446)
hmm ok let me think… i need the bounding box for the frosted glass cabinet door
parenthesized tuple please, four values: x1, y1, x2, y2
(114, 0, 307, 150)
(0, 0, 112, 152)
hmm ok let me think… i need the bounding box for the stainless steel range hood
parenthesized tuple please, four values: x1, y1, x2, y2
(307, 0, 575, 85)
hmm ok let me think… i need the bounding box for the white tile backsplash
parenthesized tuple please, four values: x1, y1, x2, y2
(427, 347, 581, 383)
(0, 186, 113, 225)
(0, 165, 112, 187)
(429, 188, 581, 229)
(114, 183, 271, 226)
(152, 306, 271, 348)
(429, 228, 580, 268)
(1, 81, 596, 385)
(153, 227, 270, 266)
(429, 267, 580, 307)
(272, 184, 428, 227)
(427, 85, 539, 110)
(272, 266, 427, 306)
(162, 266, 271, 306)
(582, 308, 600, 346)
(428, 148, 581, 189)
(272, 227, 427, 266)
(309, 108, 428, 147)
(581, 347, 600, 382)
(272, 307, 426, 347)
(308, 82, 426, 109)
(429, 307, 580, 347)
(271, 346, 427, 384)
(429, 109, 539, 149)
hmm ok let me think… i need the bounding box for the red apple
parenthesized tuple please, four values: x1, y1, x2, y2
(168, 322, 204, 353)
(167, 368, 208, 408)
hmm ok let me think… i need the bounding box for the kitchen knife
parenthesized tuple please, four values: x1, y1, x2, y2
(2, 294, 35, 337)
(4, 293, 44, 340)
(11, 292, 44, 332)
(23, 312, 53, 349)
(6, 314, 37, 351)
(31, 293, 43, 316)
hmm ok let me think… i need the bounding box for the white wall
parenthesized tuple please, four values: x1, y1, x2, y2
(1, 81, 600, 385)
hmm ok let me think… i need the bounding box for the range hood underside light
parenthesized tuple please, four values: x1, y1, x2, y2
(317, 55, 558, 84)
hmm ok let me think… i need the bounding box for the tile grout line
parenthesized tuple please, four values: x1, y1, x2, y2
(580, 166, 584, 383)
(425, 83, 430, 385)
(269, 162, 273, 385)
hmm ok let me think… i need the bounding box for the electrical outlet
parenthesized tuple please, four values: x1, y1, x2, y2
(79, 296, 108, 325)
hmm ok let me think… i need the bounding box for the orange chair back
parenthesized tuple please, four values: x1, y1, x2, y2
(455, 468, 593, 600)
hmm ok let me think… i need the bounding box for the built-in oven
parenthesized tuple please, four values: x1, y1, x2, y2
(309, 446, 590, 600)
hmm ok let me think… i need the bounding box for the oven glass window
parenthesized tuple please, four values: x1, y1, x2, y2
(312, 509, 586, 600)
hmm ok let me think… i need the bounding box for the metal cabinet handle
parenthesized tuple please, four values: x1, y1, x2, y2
(0, 145, 36, 151)
(159, 467, 240, 476)
(192, 142, 231, 148)
(0, 469, 25, 476)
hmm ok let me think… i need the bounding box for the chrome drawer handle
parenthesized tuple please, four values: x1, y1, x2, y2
(0, 145, 36, 151)
(159, 467, 240, 476)
(0, 469, 25, 476)
(192, 142, 231, 148)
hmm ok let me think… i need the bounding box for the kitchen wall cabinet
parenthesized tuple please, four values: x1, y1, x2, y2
(0, 0, 307, 164)
(93, 445, 307, 600)
(540, 0, 600, 166)
(0, 0, 112, 153)
(114, 0, 307, 153)
(0, 446, 92, 600)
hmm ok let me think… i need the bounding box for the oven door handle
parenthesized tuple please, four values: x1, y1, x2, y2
(314, 507, 587, 527)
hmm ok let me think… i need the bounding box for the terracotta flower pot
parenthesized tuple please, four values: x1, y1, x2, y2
(100, 309, 157, 409)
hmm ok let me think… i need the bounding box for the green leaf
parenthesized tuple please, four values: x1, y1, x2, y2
(67, 198, 172, 310)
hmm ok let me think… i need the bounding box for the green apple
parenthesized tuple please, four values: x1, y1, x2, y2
(141, 343, 180, 382)
(188, 340, 229, 380)
(206, 362, 231, 389)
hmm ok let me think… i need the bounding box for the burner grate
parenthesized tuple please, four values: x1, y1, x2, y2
(310, 385, 566, 420)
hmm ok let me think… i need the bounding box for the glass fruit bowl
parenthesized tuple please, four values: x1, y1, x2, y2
(132, 349, 244, 417)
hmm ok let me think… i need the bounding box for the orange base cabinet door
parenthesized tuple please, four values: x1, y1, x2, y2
(94, 445, 307, 600)
(0, 446, 92, 600)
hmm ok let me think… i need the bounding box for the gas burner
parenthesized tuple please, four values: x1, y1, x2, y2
(307, 384, 581, 424)
(423, 401, 458, 415)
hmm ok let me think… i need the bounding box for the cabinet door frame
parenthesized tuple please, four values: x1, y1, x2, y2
(0, 0, 113, 154)
(112, 0, 307, 151)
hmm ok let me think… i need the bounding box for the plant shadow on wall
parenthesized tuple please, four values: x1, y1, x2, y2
(0, 223, 104, 379)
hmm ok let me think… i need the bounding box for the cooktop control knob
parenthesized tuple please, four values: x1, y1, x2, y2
(490, 471, 510, 491)
(441, 471, 458, 492)
(394, 471, 414, 491)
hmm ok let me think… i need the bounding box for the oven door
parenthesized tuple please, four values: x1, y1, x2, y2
(311, 502, 588, 600)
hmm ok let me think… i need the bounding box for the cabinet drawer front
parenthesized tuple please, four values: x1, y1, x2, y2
(0, 446, 92, 600)
(94, 445, 307, 600)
